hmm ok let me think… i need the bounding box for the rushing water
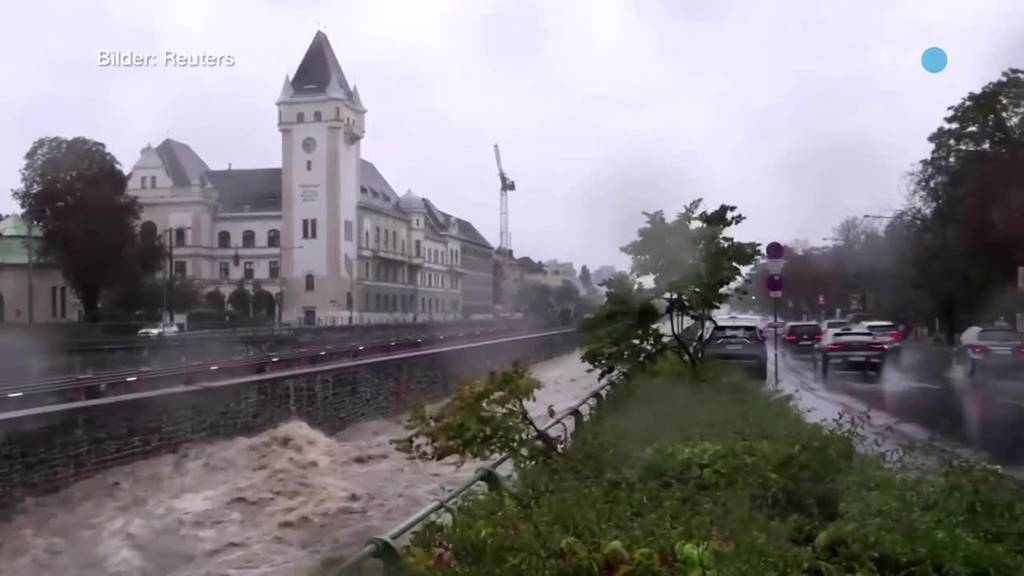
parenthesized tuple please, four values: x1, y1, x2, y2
(0, 352, 599, 576)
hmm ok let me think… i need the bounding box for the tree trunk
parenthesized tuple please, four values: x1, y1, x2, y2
(80, 285, 101, 323)
(668, 310, 698, 368)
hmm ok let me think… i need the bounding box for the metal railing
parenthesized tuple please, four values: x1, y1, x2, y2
(334, 377, 614, 575)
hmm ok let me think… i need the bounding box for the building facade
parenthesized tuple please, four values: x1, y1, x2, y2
(126, 31, 493, 326)
(0, 215, 81, 324)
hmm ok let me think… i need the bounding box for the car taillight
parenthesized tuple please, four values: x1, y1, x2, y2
(813, 334, 822, 341)
(889, 331, 904, 341)
(784, 334, 797, 342)
(827, 343, 844, 351)
(868, 342, 886, 351)
(970, 345, 989, 355)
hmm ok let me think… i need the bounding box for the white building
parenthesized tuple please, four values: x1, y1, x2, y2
(0, 215, 81, 324)
(127, 32, 493, 326)
(542, 259, 580, 290)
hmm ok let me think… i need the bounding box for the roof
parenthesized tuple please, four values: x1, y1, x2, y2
(516, 257, 545, 273)
(358, 160, 406, 218)
(155, 139, 211, 187)
(206, 168, 283, 212)
(290, 31, 352, 97)
(0, 217, 44, 265)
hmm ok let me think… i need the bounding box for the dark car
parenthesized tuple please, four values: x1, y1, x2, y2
(953, 326, 1024, 378)
(781, 322, 822, 356)
(703, 321, 768, 380)
(814, 327, 887, 381)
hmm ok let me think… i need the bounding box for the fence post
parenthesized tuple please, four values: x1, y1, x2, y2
(476, 466, 505, 492)
(368, 537, 404, 576)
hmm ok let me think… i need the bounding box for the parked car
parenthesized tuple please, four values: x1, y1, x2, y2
(852, 320, 904, 364)
(821, 318, 848, 332)
(814, 327, 887, 380)
(781, 322, 822, 357)
(953, 326, 1024, 378)
(137, 323, 181, 338)
(703, 320, 768, 380)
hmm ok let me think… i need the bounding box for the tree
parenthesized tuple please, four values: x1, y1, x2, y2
(13, 137, 162, 321)
(907, 68, 1024, 342)
(580, 273, 667, 380)
(228, 280, 252, 318)
(204, 289, 226, 311)
(517, 283, 555, 321)
(171, 279, 202, 313)
(579, 265, 595, 295)
(620, 200, 759, 367)
(252, 282, 276, 320)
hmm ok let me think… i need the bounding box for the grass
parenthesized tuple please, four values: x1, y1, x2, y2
(399, 359, 1024, 575)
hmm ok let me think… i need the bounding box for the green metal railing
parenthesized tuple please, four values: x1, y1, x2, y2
(334, 378, 614, 575)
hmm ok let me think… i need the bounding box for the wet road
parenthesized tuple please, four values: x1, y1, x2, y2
(774, 342, 1024, 466)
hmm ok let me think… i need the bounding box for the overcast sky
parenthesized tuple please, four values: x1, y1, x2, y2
(2, 0, 1022, 271)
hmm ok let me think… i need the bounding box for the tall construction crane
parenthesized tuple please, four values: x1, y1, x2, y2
(493, 144, 515, 251)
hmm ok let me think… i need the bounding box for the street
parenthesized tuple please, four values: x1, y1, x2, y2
(773, 340, 1024, 467)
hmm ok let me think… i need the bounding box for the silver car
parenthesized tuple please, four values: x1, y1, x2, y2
(953, 326, 1024, 378)
(703, 321, 768, 380)
(814, 327, 887, 380)
(853, 320, 904, 364)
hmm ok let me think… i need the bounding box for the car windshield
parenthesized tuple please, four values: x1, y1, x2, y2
(865, 324, 896, 334)
(711, 326, 759, 340)
(788, 325, 820, 336)
(978, 330, 1020, 343)
(834, 331, 873, 339)
(825, 321, 847, 328)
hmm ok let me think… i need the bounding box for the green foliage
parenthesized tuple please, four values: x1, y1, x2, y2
(392, 365, 557, 465)
(227, 279, 252, 317)
(399, 361, 1024, 575)
(13, 136, 163, 321)
(204, 289, 226, 311)
(580, 273, 666, 380)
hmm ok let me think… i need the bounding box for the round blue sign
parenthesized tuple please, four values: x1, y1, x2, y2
(921, 47, 947, 74)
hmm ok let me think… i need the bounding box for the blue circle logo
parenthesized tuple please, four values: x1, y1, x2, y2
(921, 47, 947, 73)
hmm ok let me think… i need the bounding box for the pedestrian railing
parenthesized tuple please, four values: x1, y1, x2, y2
(334, 377, 615, 575)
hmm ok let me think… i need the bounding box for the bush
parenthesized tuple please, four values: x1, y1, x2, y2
(400, 359, 1024, 575)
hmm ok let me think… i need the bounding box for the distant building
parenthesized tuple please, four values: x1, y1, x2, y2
(590, 265, 620, 287)
(542, 260, 579, 289)
(124, 31, 492, 326)
(0, 215, 81, 324)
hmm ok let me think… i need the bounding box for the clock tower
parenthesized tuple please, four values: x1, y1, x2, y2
(276, 31, 365, 324)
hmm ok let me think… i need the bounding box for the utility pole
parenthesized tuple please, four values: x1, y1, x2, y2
(26, 218, 35, 324)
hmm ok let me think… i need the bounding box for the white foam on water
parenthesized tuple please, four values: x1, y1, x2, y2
(0, 351, 597, 576)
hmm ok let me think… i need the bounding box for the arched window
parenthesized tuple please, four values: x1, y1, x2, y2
(313, 111, 322, 122)
(267, 229, 280, 248)
(296, 112, 305, 123)
(242, 230, 255, 248)
(139, 221, 157, 243)
(218, 231, 231, 248)
(305, 274, 315, 292)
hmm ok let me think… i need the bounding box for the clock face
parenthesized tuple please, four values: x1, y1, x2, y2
(302, 137, 317, 154)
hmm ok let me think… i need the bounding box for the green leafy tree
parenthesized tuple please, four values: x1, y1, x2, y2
(171, 279, 202, 313)
(517, 282, 555, 321)
(227, 279, 252, 318)
(392, 365, 559, 464)
(252, 281, 276, 319)
(621, 200, 759, 367)
(580, 273, 667, 380)
(204, 289, 226, 311)
(13, 137, 162, 321)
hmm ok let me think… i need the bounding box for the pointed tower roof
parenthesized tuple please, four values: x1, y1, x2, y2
(352, 84, 365, 111)
(290, 31, 352, 97)
(278, 74, 293, 101)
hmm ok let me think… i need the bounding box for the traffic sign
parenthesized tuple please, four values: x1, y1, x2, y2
(766, 241, 785, 260)
(770, 291, 783, 298)
(817, 294, 826, 306)
(765, 260, 785, 274)
(766, 274, 783, 293)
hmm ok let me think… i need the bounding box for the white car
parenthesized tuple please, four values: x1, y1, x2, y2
(852, 320, 904, 362)
(137, 323, 181, 337)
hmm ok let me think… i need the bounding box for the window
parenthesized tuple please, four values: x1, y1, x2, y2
(150, 176, 157, 189)
(415, 240, 421, 257)
(375, 226, 380, 248)
(391, 230, 396, 249)
(416, 218, 421, 227)
(50, 286, 57, 318)
(335, 106, 340, 120)
(306, 160, 312, 172)
(421, 297, 425, 312)
(344, 220, 353, 241)
(364, 229, 370, 246)
(375, 293, 381, 312)
(173, 260, 186, 279)
(302, 219, 318, 239)
(363, 261, 370, 279)
(401, 239, 406, 253)
(242, 230, 255, 248)
(364, 292, 369, 310)
(297, 112, 305, 123)
(219, 262, 230, 279)
(384, 228, 389, 249)
(313, 110, 322, 122)
(310, 219, 317, 239)
(218, 231, 231, 248)
(244, 261, 254, 280)
(174, 227, 186, 247)
(305, 274, 315, 292)
(60, 287, 66, 319)
(141, 175, 147, 189)
(346, 291, 352, 310)
(269, 260, 280, 279)
(267, 229, 280, 248)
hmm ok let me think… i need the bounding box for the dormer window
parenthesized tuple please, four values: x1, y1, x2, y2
(141, 176, 147, 189)
(150, 176, 157, 188)
(313, 111, 322, 122)
(296, 112, 305, 123)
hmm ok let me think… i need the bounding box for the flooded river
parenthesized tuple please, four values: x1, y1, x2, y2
(0, 351, 598, 576)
